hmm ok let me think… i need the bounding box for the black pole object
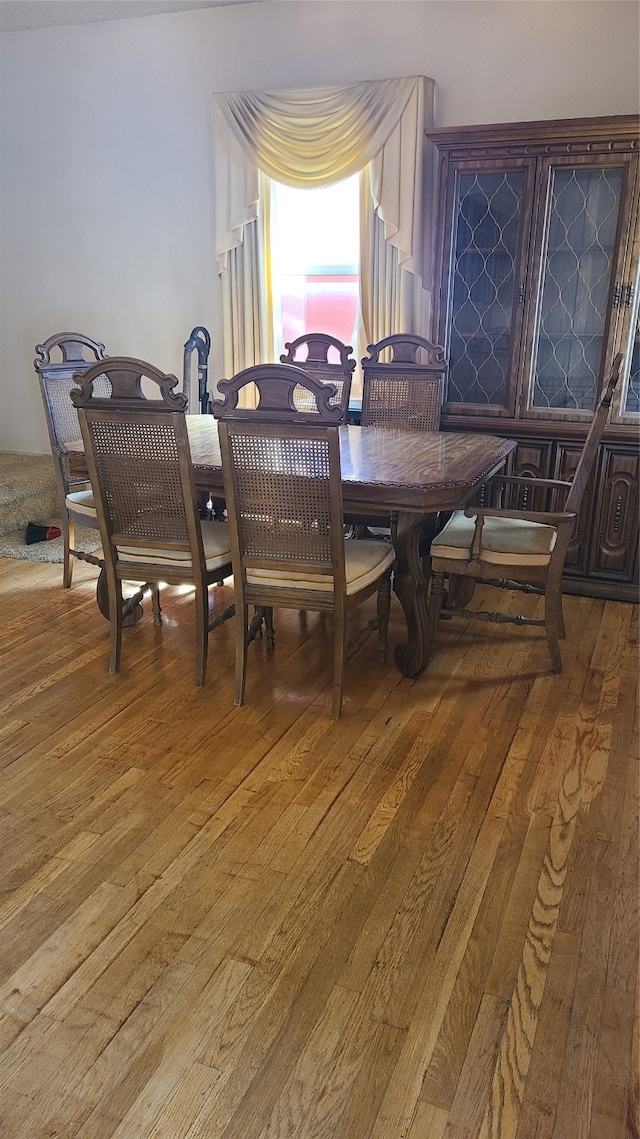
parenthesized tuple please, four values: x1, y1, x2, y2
(183, 326, 211, 414)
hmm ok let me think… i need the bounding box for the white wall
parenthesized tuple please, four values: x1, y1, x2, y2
(1, 0, 638, 452)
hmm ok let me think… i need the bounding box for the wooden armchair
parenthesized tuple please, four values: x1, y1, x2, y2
(428, 354, 624, 672)
(34, 331, 109, 587)
(71, 357, 233, 685)
(212, 364, 395, 718)
(280, 332, 356, 420)
(361, 334, 447, 429)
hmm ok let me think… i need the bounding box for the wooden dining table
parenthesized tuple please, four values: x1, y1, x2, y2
(186, 418, 516, 677)
(66, 418, 515, 677)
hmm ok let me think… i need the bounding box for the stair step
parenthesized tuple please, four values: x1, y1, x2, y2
(0, 453, 60, 536)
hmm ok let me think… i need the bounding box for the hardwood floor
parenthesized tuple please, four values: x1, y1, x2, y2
(0, 555, 637, 1139)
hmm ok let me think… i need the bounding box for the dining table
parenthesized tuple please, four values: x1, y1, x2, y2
(190, 418, 516, 676)
(66, 418, 515, 678)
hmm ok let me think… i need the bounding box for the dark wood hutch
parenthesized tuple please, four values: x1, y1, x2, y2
(426, 115, 639, 602)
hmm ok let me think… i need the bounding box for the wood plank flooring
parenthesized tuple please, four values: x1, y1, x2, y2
(0, 556, 637, 1139)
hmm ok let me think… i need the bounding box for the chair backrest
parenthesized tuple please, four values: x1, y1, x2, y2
(361, 334, 447, 430)
(70, 356, 187, 413)
(217, 418, 346, 594)
(34, 332, 110, 493)
(280, 333, 356, 420)
(564, 352, 623, 516)
(211, 363, 344, 425)
(71, 359, 201, 565)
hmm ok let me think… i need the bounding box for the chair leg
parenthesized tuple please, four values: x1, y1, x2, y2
(264, 606, 275, 650)
(235, 601, 249, 707)
(558, 595, 566, 640)
(544, 572, 564, 673)
(63, 515, 73, 589)
(108, 573, 124, 675)
(150, 584, 162, 626)
(377, 572, 391, 662)
(194, 582, 209, 686)
(332, 606, 347, 719)
(447, 572, 475, 609)
(428, 570, 446, 661)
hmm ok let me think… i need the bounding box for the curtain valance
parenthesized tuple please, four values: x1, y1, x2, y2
(212, 75, 433, 283)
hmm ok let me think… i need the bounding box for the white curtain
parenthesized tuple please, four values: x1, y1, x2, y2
(212, 76, 434, 381)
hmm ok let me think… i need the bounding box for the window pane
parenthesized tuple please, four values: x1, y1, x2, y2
(271, 177, 360, 355)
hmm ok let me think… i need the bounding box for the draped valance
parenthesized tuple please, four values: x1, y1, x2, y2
(212, 75, 433, 285)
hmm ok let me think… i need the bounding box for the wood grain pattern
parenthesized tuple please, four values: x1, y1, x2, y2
(0, 555, 636, 1139)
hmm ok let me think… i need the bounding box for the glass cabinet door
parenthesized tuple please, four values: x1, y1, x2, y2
(441, 161, 535, 416)
(525, 155, 637, 417)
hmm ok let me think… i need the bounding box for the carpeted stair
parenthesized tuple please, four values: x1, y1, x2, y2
(0, 452, 101, 563)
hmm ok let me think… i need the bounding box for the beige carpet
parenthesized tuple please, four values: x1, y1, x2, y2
(0, 525, 102, 564)
(0, 451, 102, 563)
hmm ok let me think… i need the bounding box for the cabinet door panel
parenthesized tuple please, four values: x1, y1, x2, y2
(588, 447, 639, 581)
(504, 441, 554, 511)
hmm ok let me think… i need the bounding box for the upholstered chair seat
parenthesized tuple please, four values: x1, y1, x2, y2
(431, 512, 558, 567)
(247, 538, 394, 593)
(117, 520, 232, 571)
(64, 488, 97, 519)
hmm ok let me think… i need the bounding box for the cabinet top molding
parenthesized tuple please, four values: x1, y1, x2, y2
(425, 114, 639, 153)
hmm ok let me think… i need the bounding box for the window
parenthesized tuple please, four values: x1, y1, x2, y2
(270, 175, 361, 356)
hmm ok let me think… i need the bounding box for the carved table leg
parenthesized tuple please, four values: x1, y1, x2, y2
(96, 567, 145, 627)
(393, 512, 438, 678)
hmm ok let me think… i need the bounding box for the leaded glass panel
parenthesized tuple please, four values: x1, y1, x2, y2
(532, 167, 624, 411)
(447, 171, 525, 407)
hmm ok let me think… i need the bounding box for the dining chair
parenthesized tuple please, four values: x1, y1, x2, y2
(34, 331, 109, 587)
(71, 357, 234, 686)
(360, 333, 448, 429)
(211, 364, 395, 718)
(280, 332, 356, 420)
(428, 353, 624, 672)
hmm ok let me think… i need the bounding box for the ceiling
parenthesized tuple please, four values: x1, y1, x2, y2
(0, 0, 263, 33)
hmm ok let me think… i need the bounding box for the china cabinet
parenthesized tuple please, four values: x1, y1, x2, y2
(426, 115, 639, 601)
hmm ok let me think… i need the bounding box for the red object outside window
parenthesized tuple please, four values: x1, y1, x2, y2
(280, 274, 359, 348)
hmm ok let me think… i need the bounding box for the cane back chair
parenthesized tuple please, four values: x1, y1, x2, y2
(280, 332, 356, 420)
(34, 331, 109, 587)
(352, 334, 447, 539)
(72, 357, 233, 686)
(360, 334, 447, 429)
(212, 364, 395, 718)
(428, 353, 624, 672)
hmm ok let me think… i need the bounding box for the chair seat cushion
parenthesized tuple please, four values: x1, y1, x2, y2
(65, 489, 97, 519)
(117, 520, 232, 572)
(431, 511, 557, 567)
(247, 538, 395, 595)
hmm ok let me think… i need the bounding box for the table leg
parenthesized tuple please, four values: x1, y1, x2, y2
(392, 511, 438, 678)
(96, 567, 145, 627)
